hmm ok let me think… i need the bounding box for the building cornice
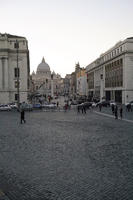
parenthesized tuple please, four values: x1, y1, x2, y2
(86, 51, 133, 73)
(0, 49, 29, 53)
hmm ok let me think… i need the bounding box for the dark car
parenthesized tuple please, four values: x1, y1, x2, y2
(96, 100, 110, 107)
(126, 100, 133, 106)
(82, 102, 92, 109)
(33, 103, 42, 109)
(71, 100, 78, 105)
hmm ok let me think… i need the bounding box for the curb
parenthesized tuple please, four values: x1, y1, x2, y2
(94, 111, 133, 123)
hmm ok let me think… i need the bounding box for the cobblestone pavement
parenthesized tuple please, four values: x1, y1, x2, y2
(0, 109, 133, 200)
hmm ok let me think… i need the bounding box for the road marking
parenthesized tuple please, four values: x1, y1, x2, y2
(94, 111, 133, 123)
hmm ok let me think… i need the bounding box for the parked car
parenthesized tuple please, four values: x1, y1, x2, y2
(24, 104, 33, 111)
(9, 103, 18, 109)
(42, 103, 57, 109)
(125, 100, 133, 106)
(96, 100, 110, 107)
(33, 103, 42, 109)
(0, 104, 11, 111)
(91, 102, 97, 107)
(20, 103, 33, 111)
(71, 100, 78, 105)
(82, 102, 92, 109)
(109, 100, 116, 106)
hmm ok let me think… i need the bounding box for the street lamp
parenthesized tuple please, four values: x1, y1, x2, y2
(15, 40, 20, 110)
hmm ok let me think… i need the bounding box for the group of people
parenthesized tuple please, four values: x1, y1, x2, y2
(111, 104, 123, 119)
(77, 104, 86, 114)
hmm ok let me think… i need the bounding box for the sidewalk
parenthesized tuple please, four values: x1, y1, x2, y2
(94, 106, 133, 122)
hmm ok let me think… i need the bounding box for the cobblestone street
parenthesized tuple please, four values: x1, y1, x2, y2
(0, 109, 133, 200)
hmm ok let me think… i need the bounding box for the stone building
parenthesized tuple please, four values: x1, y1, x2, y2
(0, 33, 30, 104)
(31, 58, 62, 98)
(76, 68, 87, 96)
(64, 74, 71, 96)
(32, 57, 51, 97)
(86, 38, 133, 104)
(70, 63, 82, 98)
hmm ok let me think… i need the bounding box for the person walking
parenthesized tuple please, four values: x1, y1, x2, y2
(114, 105, 118, 119)
(111, 104, 115, 114)
(99, 103, 102, 112)
(120, 105, 123, 119)
(77, 105, 80, 113)
(57, 101, 59, 107)
(82, 104, 86, 114)
(20, 109, 26, 124)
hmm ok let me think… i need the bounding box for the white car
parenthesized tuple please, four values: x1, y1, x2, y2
(92, 102, 97, 107)
(42, 103, 57, 109)
(0, 104, 11, 111)
(9, 103, 18, 109)
(110, 100, 116, 106)
(125, 100, 133, 106)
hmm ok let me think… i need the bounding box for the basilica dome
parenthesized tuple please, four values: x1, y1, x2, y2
(37, 57, 50, 73)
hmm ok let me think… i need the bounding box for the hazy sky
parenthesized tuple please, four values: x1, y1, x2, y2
(0, 0, 133, 77)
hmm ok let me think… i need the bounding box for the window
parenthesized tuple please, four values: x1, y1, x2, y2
(15, 94, 18, 101)
(120, 59, 123, 64)
(112, 52, 113, 57)
(14, 42, 19, 49)
(14, 68, 20, 78)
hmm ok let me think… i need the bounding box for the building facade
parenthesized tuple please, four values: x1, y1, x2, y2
(32, 57, 51, 97)
(31, 57, 62, 99)
(76, 68, 87, 96)
(0, 33, 30, 104)
(64, 74, 71, 96)
(86, 38, 133, 104)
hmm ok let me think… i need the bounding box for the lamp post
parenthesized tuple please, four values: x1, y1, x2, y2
(51, 73, 54, 98)
(15, 40, 20, 110)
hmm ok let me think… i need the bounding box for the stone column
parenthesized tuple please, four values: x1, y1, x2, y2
(0, 59, 2, 90)
(4, 58, 9, 89)
(100, 74, 104, 101)
(1, 58, 5, 89)
(51, 74, 54, 97)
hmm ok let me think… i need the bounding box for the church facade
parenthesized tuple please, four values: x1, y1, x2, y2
(31, 58, 62, 98)
(32, 58, 51, 96)
(0, 33, 30, 104)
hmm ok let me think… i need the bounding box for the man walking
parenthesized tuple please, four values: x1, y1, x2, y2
(20, 109, 26, 124)
(20, 102, 26, 124)
(120, 105, 123, 119)
(114, 105, 118, 119)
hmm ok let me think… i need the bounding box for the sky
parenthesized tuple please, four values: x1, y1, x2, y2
(0, 0, 133, 77)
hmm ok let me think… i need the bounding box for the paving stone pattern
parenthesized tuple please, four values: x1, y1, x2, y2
(0, 109, 133, 200)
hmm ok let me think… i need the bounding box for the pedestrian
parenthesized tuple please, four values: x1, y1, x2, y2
(99, 103, 102, 112)
(111, 104, 115, 114)
(77, 105, 80, 113)
(20, 109, 26, 124)
(120, 105, 123, 119)
(64, 103, 67, 112)
(57, 101, 59, 107)
(82, 104, 86, 114)
(126, 104, 131, 112)
(114, 105, 118, 119)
